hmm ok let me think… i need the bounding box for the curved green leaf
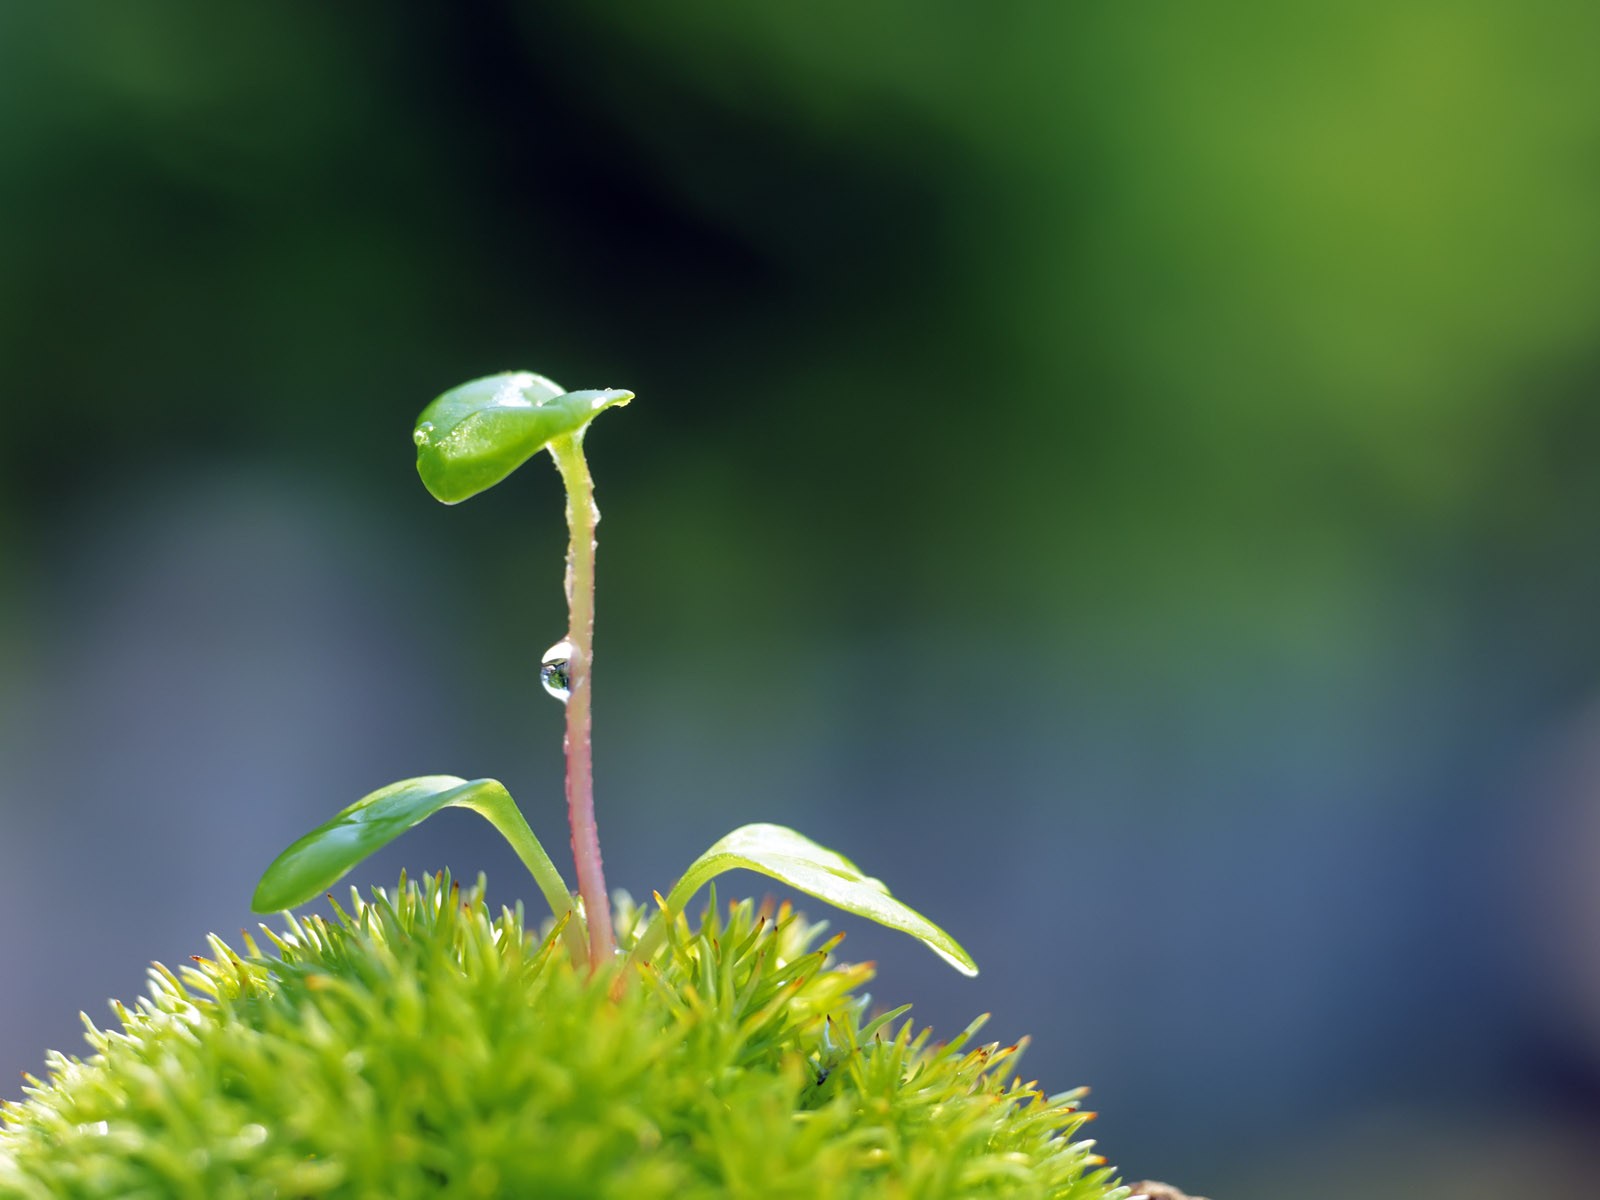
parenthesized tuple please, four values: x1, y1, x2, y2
(413, 372, 633, 504)
(251, 777, 575, 946)
(650, 823, 977, 977)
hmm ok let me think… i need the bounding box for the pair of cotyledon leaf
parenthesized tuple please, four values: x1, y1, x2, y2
(250, 373, 976, 978)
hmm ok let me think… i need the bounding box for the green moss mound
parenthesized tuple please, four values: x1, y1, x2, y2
(1, 874, 1127, 1199)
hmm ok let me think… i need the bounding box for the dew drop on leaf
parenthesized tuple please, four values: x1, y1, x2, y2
(540, 639, 574, 703)
(412, 421, 435, 446)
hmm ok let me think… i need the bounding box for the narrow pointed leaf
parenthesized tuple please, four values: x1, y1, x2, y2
(413, 372, 633, 503)
(660, 823, 978, 976)
(251, 776, 571, 927)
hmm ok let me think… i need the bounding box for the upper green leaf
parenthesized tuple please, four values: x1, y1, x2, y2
(659, 823, 979, 976)
(252, 775, 567, 915)
(412, 372, 633, 504)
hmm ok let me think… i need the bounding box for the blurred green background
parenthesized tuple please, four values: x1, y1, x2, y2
(5, 3, 1600, 1196)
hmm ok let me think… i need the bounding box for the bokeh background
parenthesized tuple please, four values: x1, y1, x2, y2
(4, 4, 1600, 1196)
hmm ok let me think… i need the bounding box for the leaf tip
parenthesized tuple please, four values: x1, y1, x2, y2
(248, 878, 289, 916)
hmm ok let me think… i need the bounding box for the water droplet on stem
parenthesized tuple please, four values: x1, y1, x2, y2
(540, 639, 574, 703)
(412, 421, 435, 446)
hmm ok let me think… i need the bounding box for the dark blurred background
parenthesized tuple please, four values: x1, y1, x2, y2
(5, 3, 1600, 1196)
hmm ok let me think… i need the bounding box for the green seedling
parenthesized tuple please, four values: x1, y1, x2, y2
(251, 371, 977, 982)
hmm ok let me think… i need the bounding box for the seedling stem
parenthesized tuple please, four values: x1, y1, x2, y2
(551, 432, 615, 965)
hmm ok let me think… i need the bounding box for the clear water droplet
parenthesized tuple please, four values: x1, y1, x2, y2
(412, 421, 435, 446)
(540, 639, 574, 703)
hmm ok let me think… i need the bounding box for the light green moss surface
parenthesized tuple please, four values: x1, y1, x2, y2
(2, 875, 1126, 1200)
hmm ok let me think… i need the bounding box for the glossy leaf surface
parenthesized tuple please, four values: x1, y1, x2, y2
(413, 372, 633, 503)
(661, 823, 978, 976)
(251, 776, 571, 921)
